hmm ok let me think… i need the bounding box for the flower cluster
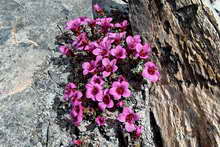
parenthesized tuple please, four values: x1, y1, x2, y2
(58, 4, 160, 141)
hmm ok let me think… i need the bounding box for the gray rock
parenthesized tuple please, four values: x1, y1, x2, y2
(0, 0, 92, 146)
(92, 0, 128, 13)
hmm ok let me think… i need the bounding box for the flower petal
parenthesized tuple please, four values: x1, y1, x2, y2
(102, 58, 110, 66)
(123, 107, 133, 114)
(98, 103, 106, 111)
(126, 36, 133, 45)
(121, 81, 129, 89)
(122, 89, 131, 97)
(136, 43, 142, 52)
(117, 113, 126, 122)
(82, 62, 90, 69)
(107, 99, 114, 108)
(96, 93, 104, 101)
(92, 49, 101, 56)
(125, 123, 136, 132)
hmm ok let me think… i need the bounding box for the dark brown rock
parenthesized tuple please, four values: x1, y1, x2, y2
(129, 0, 220, 146)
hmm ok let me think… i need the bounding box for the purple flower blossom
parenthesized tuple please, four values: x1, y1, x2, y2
(72, 114, 83, 126)
(93, 4, 103, 13)
(96, 17, 114, 32)
(135, 43, 151, 59)
(85, 83, 103, 101)
(109, 81, 131, 100)
(92, 37, 112, 57)
(84, 41, 98, 52)
(86, 18, 96, 27)
(82, 60, 97, 75)
(70, 102, 84, 117)
(70, 90, 82, 105)
(111, 45, 127, 59)
(65, 18, 81, 32)
(97, 89, 114, 111)
(95, 116, 106, 126)
(135, 125, 143, 137)
(142, 62, 160, 82)
(72, 33, 89, 50)
(70, 103, 84, 126)
(102, 58, 118, 78)
(118, 107, 140, 132)
(94, 55, 103, 68)
(64, 83, 76, 101)
(126, 35, 141, 49)
(59, 45, 72, 56)
(114, 20, 128, 31)
(117, 75, 127, 82)
(90, 74, 104, 86)
(78, 16, 88, 25)
(108, 32, 126, 44)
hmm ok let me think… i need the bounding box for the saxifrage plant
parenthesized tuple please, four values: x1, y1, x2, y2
(57, 4, 160, 145)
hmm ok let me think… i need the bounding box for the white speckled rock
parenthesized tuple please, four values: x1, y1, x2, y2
(0, 0, 92, 146)
(92, 0, 128, 13)
(203, 0, 220, 28)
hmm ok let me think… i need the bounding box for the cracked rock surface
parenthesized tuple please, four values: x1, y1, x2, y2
(129, 0, 220, 146)
(0, 0, 155, 146)
(0, 0, 92, 146)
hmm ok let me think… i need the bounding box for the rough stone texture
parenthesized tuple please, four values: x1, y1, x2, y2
(0, 0, 155, 146)
(92, 0, 128, 13)
(0, 0, 92, 146)
(203, 0, 220, 25)
(129, 0, 220, 147)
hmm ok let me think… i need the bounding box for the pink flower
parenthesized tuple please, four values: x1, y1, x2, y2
(116, 100, 125, 107)
(111, 45, 127, 59)
(84, 41, 98, 52)
(70, 90, 82, 105)
(64, 83, 76, 100)
(59, 45, 72, 56)
(82, 60, 97, 75)
(85, 83, 103, 101)
(114, 20, 128, 31)
(86, 18, 96, 27)
(102, 58, 118, 78)
(118, 107, 140, 132)
(93, 4, 103, 13)
(72, 33, 89, 50)
(65, 18, 81, 32)
(97, 89, 114, 111)
(78, 16, 88, 25)
(135, 125, 144, 137)
(72, 140, 82, 146)
(108, 32, 126, 44)
(142, 62, 160, 82)
(95, 116, 106, 126)
(126, 35, 141, 49)
(109, 81, 131, 100)
(72, 113, 83, 126)
(117, 75, 127, 82)
(70, 103, 84, 126)
(92, 37, 112, 57)
(96, 17, 114, 32)
(70, 102, 84, 117)
(90, 74, 104, 86)
(135, 43, 151, 59)
(94, 55, 103, 71)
